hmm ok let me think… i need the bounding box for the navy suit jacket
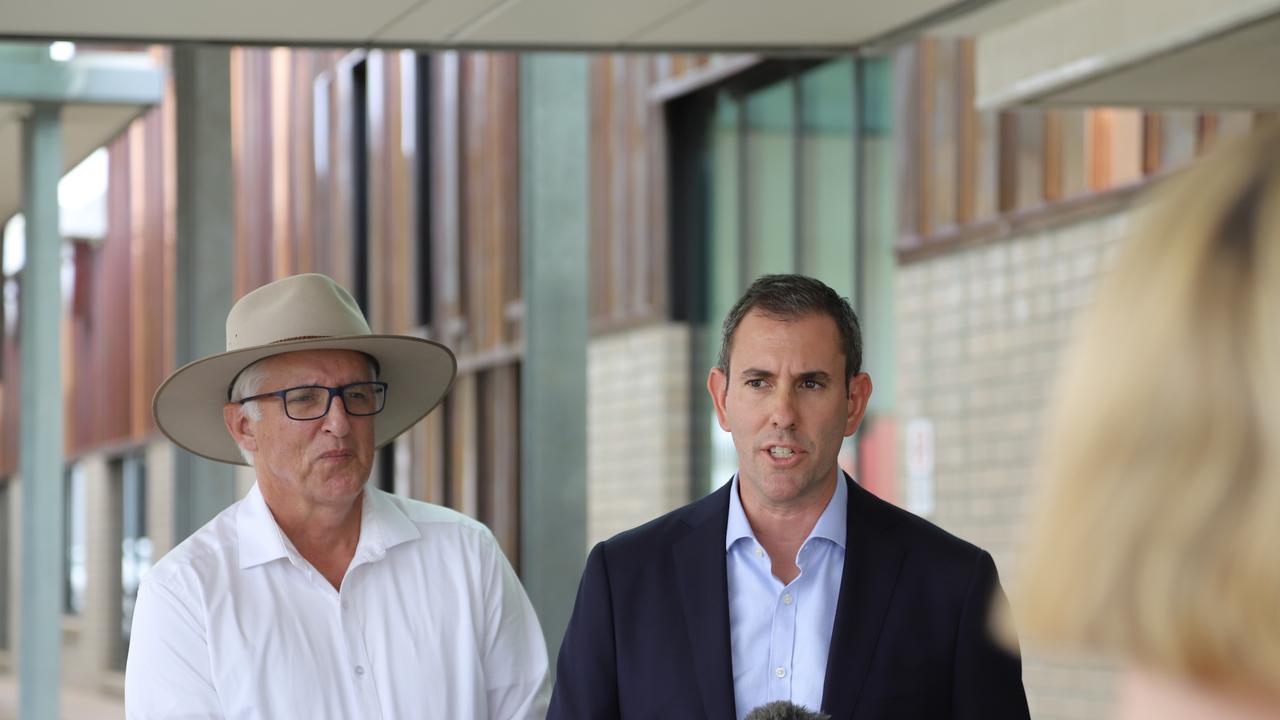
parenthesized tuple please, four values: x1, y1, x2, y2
(547, 474, 1030, 720)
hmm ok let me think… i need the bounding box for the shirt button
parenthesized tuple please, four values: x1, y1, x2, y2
(782, 593, 793, 605)
(341, 600, 350, 610)
(355, 665, 365, 676)
(754, 547, 765, 558)
(775, 666, 787, 678)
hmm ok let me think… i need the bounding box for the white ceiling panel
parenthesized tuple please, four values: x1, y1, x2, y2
(976, 0, 1280, 109)
(2, 0, 974, 49)
(439, 0, 699, 47)
(371, 0, 514, 44)
(0, 0, 421, 44)
(928, 0, 1065, 37)
(1042, 13, 1280, 108)
(632, 0, 962, 48)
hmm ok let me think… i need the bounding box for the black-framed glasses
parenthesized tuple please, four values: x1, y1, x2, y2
(238, 381, 388, 421)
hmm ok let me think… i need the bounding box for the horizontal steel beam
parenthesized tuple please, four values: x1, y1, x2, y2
(0, 53, 163, 106)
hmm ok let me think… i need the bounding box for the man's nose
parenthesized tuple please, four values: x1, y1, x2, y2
(322, 393, 352, 435)
(769, 387, 798, 430)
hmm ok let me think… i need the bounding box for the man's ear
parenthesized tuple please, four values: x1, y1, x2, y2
(707, 367, 731, 432)
(844, 372, 873, 437)
(223, 403, 258, 454)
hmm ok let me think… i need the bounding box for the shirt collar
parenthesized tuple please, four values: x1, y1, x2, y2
(237, 483, 422, 571)
(356, 486, 422, 562)
(725, 470, 848, 552)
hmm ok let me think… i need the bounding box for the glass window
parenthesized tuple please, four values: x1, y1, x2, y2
(0, 480, 9, 650)
(799, 60, 856, 300)
(707, 94, 743, 490)
(117, 451, 150, 670)
(692, 57, 895, 496)
(64, 463, 86, 615)
(708, 93, 742, 337)
(415, 53, 434, 328)
(352, 59, 370, 314)
(744, 79, 796, 278)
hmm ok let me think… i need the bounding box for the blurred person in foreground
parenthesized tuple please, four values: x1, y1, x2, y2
(549, 274, 1030, 719)
(1015, 124, 1280, 720)
(125, 273, 549, 718)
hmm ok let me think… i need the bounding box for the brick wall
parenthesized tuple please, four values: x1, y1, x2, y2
(897, 209, 1132, 719)
(587, 323, 693, 548)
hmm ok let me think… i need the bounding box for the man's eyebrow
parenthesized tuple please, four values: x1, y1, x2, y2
(798, 371, 833, 383)
(738, 369, 833, 382)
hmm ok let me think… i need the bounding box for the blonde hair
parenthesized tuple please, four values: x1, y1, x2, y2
(1016, 124, 1280, 695)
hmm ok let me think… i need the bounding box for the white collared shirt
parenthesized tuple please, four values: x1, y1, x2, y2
(125, 484, 550, 720)
(725, 473, 846, 720)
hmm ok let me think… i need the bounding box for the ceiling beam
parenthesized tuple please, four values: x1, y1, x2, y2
(0, 52, 164, 105)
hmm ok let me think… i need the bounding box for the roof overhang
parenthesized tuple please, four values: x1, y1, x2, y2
(0, 0, 989, 51)
(974, 0, 1280, 110)
(0, 46, 164, 227)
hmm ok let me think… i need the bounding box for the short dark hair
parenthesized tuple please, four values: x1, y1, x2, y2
(717, 274, 862, 383)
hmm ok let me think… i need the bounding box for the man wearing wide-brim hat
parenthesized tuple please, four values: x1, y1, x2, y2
(124, 273, 550, 719)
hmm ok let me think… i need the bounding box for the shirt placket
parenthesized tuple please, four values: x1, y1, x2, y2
(767, 551, 796, 700)
(337, 562, 385, 720)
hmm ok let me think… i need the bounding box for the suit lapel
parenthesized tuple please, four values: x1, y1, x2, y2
(673, 483, 737, 720)
(821, 475, 905, 720)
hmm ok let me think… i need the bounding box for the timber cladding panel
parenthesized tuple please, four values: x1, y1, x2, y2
(227, 48, 535, 559)
(0, 49, 175, 476)
(897, 37, 1274, 257)
(587, 53, 711, 332)
(65, 97, 168, 460)
(0, 46, 718, 567)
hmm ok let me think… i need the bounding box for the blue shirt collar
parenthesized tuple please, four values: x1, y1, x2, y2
(725, 470, 848, 552)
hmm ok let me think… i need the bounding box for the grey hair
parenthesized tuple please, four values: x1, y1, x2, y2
(227, 352, 380, 465)
(228, 361, 272, 465)
(717, 274, 863, 383)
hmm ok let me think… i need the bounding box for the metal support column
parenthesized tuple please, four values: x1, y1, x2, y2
(519, 54, 589, 669)
(171, 45, 237, 539)
(19, 100, 64, 720)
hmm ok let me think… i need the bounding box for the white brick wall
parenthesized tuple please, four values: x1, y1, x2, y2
(587, 323, 693, 548)
(897, 210, 1131, 719)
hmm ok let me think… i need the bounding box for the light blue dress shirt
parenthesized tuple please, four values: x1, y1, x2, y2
(725, 473, 846, 720)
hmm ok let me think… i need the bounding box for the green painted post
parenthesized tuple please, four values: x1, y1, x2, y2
(171, 45, 238, 540)
(519, 53, 589, 671)
(19, 101, 64, 720)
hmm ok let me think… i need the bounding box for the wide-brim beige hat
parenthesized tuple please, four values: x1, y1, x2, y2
(152, 273, 456, 465)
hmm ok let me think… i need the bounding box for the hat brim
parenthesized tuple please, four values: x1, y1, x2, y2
(152, 335, 457, 465)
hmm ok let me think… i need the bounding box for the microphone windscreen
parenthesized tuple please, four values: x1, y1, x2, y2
(742, 700, 831, 720)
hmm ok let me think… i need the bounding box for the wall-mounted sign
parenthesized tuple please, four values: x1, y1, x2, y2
(905, 418, 935, 517)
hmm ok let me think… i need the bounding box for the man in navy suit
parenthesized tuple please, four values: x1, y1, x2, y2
(548, 274, 1030, 720)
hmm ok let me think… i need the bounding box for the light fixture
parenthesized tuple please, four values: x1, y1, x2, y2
(49, 41, 76, 62)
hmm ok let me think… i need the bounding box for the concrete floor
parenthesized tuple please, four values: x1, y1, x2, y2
(0, 672, 123, 720)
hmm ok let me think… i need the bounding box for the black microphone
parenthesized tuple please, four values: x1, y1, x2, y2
(743, 700, 831, 720)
